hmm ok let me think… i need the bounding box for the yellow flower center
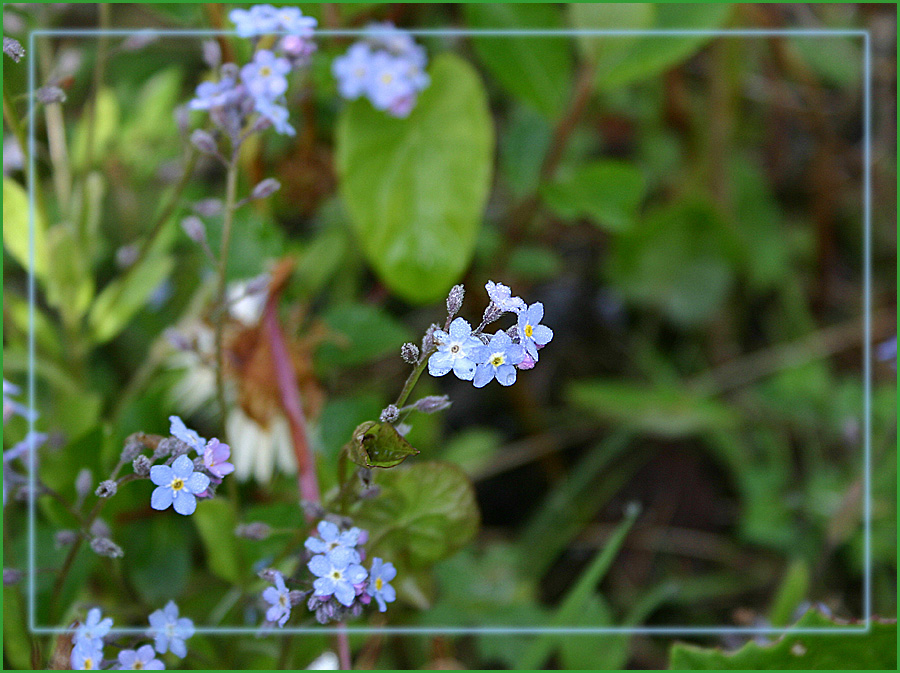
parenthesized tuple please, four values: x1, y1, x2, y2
(170, 477, 184, 492)
(134, 662, 144, 670)
(375, 578, 383, 591)
(450, 344, 460, 354)
(524, 324, 533, 338)
(381, 72, 393, 84)
(84, 658, 94, 670)
(490, 354, 505, 367)
(259, 66, 272, 77)
(331, 570, 343, 580)
(279, 595, 287, 607)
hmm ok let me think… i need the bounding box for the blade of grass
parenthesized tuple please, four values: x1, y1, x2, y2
(516, 503, 641, 669)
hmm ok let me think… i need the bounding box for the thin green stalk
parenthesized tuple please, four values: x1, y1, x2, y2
(214, 158, 239, 427)
(392, 344, 436, 409)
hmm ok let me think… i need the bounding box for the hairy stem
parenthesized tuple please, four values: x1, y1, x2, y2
(393, 344, 437, 410)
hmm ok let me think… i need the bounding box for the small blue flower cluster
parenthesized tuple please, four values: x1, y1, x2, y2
(70, 603, 193, 670)
(145, 416, 233, 516)
(332, 22, 429, 118)
(428, 281, 553, 387)
(261, 520, 397, 626)
(188, 5, 317, 136)
(2, 378, 47, 506)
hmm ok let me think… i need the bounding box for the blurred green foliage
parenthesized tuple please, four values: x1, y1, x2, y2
(2, 2, 894, 670)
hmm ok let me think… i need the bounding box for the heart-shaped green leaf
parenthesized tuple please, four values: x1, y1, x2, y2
(336, 53, 494, 303)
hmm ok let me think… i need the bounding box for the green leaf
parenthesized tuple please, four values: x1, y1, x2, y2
(608, 198, 739, 326)
(570, 3, 732, 90)
(72, 87, 120, 170)
(3, 588, 32, 670)
(507, 245, 564, 281)
(345, 421, 420, 469)
(123, 517, 192, 604)
(499, 105, 552, 198)
(356, 461, 479, 569)
(465, 4, 573, 118)
(517, 505, 640, 668)
(567, 380, 738, 437)
(769, 560, 810, 627)
(336, 53, 494, 303)
(669, 611, 897, 669)
(193, 498, 244, 585)
(790, 36, 861, 87)
(315, 302, 411, 369)
(87, 254, 174, 343)
(3, 176, 47, 279)
(44, 224, 95, 327)
(541, 160, 645, 232)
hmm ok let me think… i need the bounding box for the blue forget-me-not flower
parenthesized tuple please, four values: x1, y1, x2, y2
(115, 645, 165, 670)
(428, 317, 484, 381)
(71, 640, 104, 670)
(74, 607, 113, 649)
(147, 601, 194, 658)
(485, 280, 526, 315)
(332, 22, 429, 118)
(304, 520, 363, 563)
(308, 549, 368, 607)
(262, 570, 292, 627)
(472, 331, 525, 388)
(168, 415, 205, 454)
(149, 455, 210, 516)
(517, 302, 554, 362)
(365, 557, 397, 613)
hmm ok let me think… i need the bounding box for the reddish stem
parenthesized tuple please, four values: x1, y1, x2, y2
(262, 298, 321, 512)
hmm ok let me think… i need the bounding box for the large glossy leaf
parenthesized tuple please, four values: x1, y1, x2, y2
(570, 4, 732, 90)
(336, 53, 494, 303)
(669, 610, 897, 669)
(465, 4, 573, 119)
(541, 159, 645, 232)
(355, 461, 479, 569)
(87, 254, 174, 343)
(3, 176, 47, 279)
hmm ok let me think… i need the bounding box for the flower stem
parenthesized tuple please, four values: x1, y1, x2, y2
(214, 157, 239, 426)
(393, 344, 437, 409)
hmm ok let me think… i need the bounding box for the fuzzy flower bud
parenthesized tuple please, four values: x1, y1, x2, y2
(121, 439, 144, 462)
(446, 284, 465, 318)
(236, 522, 271, 540)
(400, 342, 419, 364)
(379, 405, 399, 423)
(164, 328, 193, 352)
(482, 302, 503, 326)
(3, 568, 23, 586)
(75, 469, 93, 498)
(55, 530, 78, 548)
(250, 178, 281, 201)
(190, 129, 219, 156)
(288, 590, 307, 607)
(422, 324, 440, 355)
(132, 454, 152, 477)
(181, 216, 207, 244)
(36, 85, 66, 104)
(95, 480, 118, 498)
(202, 39, 221, 69)
(90, 537, 124, 558)
(174, 105, 190, 138)
(192, 198, 223, 218)
(258, 568, 281, 584)
(413, 395, 452, 414)
(90, 519, 112, 539)
(3, 37, 24, 63)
